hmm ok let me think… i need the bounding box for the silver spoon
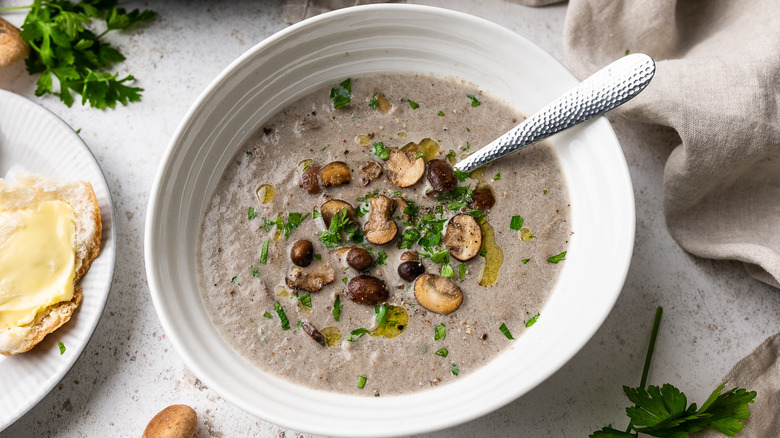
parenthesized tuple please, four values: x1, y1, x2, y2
(455, 53, 655, 173)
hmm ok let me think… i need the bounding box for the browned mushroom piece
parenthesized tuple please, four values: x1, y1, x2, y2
(398, 260, 425, 282)
(413, 274, 464, 314)
(0, 18, 29, 68)
(301, 164, 321, 195)
(426, 159, 458, 192)
(346, 247, 373, 271)
(285, 265, 336, 293)
(469, 187, 496, 211)
(347, 275, 390, 305)
(363, 195, 398, 245)
(399, 251, 419, 262)
(290, 239, 314, 267)
(319, 161, 352, 187)
(359, 161, 383, 186)
(444, 214, 483, 262)
(301, 322, 327, 346)
(320, 199, 359, 228)
(386, 148, 425, 188)
(392, 196, 410, 221)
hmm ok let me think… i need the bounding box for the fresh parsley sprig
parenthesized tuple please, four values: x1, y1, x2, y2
(590, 307, 756, 438)
(2, 0, 156, 109)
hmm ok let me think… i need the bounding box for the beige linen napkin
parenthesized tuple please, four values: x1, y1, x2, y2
(543, 0, 780, 435)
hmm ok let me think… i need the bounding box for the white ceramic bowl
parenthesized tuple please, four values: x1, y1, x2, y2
(145, 5, 634, 436)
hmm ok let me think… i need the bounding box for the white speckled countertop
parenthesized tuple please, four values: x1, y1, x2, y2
(1, 1, 778, 437)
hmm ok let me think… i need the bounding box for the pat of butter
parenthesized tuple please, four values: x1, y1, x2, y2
(0, 200, 76, 329)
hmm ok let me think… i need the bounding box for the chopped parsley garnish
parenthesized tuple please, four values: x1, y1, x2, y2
(314, 253, 322, 260)
(330, 78, 351, 109)
(446, 150, 457, 160)
(374, 251, 388, 267)
(312, 208, 322, 218)
(440, 262, 455, 278)
(543, 189, 548, 195)
(525, 313, 540, 327)
(298, 293, 312, 308)
(368, 91, 382, 109)
(274, 302, 290, 330)
(434, 323, 446, 340)
(319, 209, 360, 248)
(248, 207, 258, 220)
(509, 215, 524, 231)
(231, 276, 239, 284)
(463, 142, 471, 152)
(348, 328, 368, 342)
(454, 170, 470, 182)
(372, 141, 390, 160)
(438, 110, 445, 116)
(374, 304, 390, 329)
(264, 212, 310, 239)
(260, 239, 269, 264)
(466, 94, 481, 107)
(263, 311, 273, 319)
(546, 251, 567, 264)
(357, 375, 367, 389)
(400, 228, 421, 249)
(479, 249, 487, 257)
(435, 348, 449, 357)
(458, 263, 467, 280)
(57, 341, 65, 355)
(251, 267, 259, 277)
(332, 295, 342, 321)
(493, 173, 501, 181)
(297, 320, 303, 328)
(342, 277, 348, 284)
(522, 258, 530, 264)
(499, 323, 514, 339)
(406, 98, 419, 109)
(450, 363, 460, 376)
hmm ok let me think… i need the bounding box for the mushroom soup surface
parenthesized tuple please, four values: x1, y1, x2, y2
(197, 73, 571, 396)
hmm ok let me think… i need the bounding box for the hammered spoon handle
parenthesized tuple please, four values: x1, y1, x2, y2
(455, 53, 655, 173)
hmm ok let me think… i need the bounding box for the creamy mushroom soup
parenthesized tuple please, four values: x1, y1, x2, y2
(197, 73, 570, 396)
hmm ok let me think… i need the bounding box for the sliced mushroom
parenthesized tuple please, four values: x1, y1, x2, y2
(319, 161, 351, 187)
(414, 274, 463, 314)
(392, 196, 411, 221)
(398, 260, 425, 282)
(400, 251, 419, 262)
(469, 187, 496, 210)
(290, 239, 314, 267)
(444, 213, 482, 262)
(426, 159, 458, 192)
(363, 195, 398, 245)
(359, 161, 383, 186)
(347, 275, 389, 305)
(285, 265, 335, 293)
(321, 199, 358, 228)
(301, 164, 321, 195)
(386, 148, 425, 188)
(302, 322, 327, 346)
(346, 247, 373, 271)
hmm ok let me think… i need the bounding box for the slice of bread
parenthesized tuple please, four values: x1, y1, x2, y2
(0, 173, 102, 356)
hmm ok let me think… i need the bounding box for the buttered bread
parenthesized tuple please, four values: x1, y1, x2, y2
(0, 173, 101, 356)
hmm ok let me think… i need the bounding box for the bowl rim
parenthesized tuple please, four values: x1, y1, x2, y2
(145, 4, 635, 436)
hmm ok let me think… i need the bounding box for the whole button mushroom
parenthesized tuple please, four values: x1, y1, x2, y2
(347, 275, 390, 305)
(426, 159, 458, 192)
(469, 187, 496, 211)
(414, 274, 464, 314)
(142, 404, 197, 438)
(398, 260, 425, 282)
(346, 247, 373, 271)
(290, 239, 314, 267)
(444, 214, 483, 262)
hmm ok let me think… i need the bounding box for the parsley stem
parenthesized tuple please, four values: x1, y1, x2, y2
(626, 306, 663, 433)
(0, 6, 33, 11)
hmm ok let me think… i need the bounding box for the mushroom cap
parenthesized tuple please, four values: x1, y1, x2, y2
(319, 161, 352, 187)
(346, 247, 373, 271)
(347, 275, 390, 305)
(363, 195, 398, 245)
(413, 274, 463, 314)
(301, 164, 321, 194)
(290, 239, 314, 267)
(359, 161, 383, 186)
(321, 199, 358, 228)
(386, 148, 425, 188)
(426, 159, 458, 192)
(398, 260, 425, 282)
(444, 213, 483, 262)
(285, 265, 336, 293)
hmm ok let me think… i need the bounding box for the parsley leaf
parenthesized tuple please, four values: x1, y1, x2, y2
(274, 302, 290, 330)
(332, 295, 342, 321)
(260, 239, 270, 264)
(450, 363, 460, 376)
(348, 328, 368, 342)
(525, 313, 540, 327)
(357, 375, 367, 389)
(510, 216, 524, 230)
(248, 207, 258, 220)
(297, 292, 312, 308)
(466, 94, 481, 107)
(434, 323, 446, 340)
(435, 348, 448, 357)
(406, 98, 419, 109)
(372, 141, 390, 160)
(330, 78, 351, 108)
(499, 323, 514, 339)
(57, 340, 65, 355)
(547, 251, 567, 264)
